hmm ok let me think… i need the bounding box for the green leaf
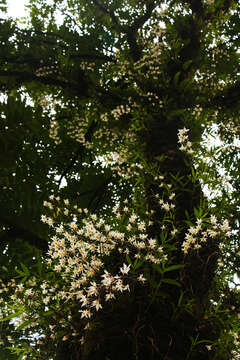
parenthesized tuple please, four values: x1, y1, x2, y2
(183, 60, 192, 71)
(179, 78, 192, 91)
(163, 244, 177, 252)
(177, 290, 184, 307)
(161, 278, 181, 287)
(160, 231, 168, 242)
(15, 269, 25, 277)
(126, 254, 132, 265)
(43, 310, 54, 317)
(163, 264, 184, 273)
(174, 71, 181, 85)
(1, 310, 24, 322)
(20, 262, 30, 276)
(16, 318, 35, 331)
(17, 354, 25, 360)
(152, 263, 163, 275)
(154, 155, 166, 162)
(133, 257, 145, 270)
(149, 278, 160, 289)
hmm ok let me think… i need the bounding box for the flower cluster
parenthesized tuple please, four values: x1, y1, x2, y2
(182, 215, 231, 254)
(133, 23, 165, 81)
(0, 195, 168, 350)
(101, 103, 133, 122)
(49, 118, 61, 145)
(35, 65, 58, 77)
(66, 114, 92, 149)
(79, 61, 95, 71)
(192, 104, 203, 119)
(104, 150, 144, 180)
(229, 330, 239, 347)
(178, 127, 194, 154)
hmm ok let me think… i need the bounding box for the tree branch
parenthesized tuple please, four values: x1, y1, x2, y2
(131, 1, 157, 32)
(57, 120, 97, 188)
(91, 0, 125, 32)
(126, 2, 157, 61)
(57, 145, 84, 188)
(0, 70, 90, 97)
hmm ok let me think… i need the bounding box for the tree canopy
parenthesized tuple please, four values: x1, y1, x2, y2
(0, 0, 240, 359)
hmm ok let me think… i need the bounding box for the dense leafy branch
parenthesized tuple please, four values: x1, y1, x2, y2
(91, 0, 126, 32)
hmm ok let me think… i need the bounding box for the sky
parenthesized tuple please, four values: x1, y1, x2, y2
(6, 0, 63, 26)
(7, 0, 29, 18)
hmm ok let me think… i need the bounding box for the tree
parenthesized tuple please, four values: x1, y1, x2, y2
(0, 0, 240, 359)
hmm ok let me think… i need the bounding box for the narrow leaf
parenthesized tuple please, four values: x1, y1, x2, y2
(162, 278, 181, 287)
(164, 264, 184, 273)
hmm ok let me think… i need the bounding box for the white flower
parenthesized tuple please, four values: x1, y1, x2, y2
(41, 215, 47, 223)
(138, 222, 146, 231)
(185, 233, 195, 243)
(161, 203, 170, 212)
(105, 293, 115, 301)
(70, 222, 78, 230)
(87, 282, 98, 296)
(129, 214, 137, 223)
(81, 309, 92, 318)
(54, 264, 61, 272)
(178, 127, 189, 136)
(120, 263, 131, 275)
(115, 279, 124, 292)
(17, 284, 24, 292)
(137, 274, 147, 283)
(40, 282, 48, 290)
(43, 296, 50, 305)
(104, 225, 110, 232)
(79, 295, 88, 306)
(101, 272, 114, 287)
(207, 229, 218, 238)
(25, 288, 33, 296)
(91, 299, 102, 311)
(220, 219, 230, 232)
(194, 243, 201, 249)
(189, 226, 199, 235)
(47, 218, 54, 226)
(148, 238, 156, 249)
(210, 215, 217, 225)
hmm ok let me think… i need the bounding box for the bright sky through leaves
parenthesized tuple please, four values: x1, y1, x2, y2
(7, 0, 28, 18)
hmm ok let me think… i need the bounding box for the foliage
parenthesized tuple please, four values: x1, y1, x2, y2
(0, 0, 240, 359)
